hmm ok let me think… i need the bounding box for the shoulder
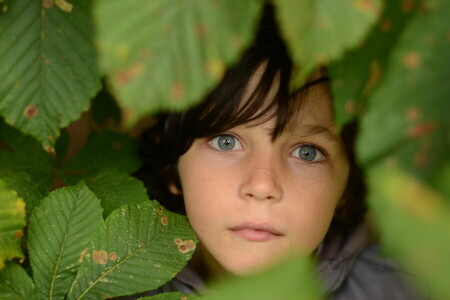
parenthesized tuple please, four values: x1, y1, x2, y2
(316, 225, 428, 300)
(331, 245, 428, 300)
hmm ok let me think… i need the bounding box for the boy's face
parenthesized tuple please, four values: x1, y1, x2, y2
(177, 76, 350, 276)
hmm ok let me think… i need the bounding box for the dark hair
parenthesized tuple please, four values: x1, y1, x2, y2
(135, 4, 367, 237)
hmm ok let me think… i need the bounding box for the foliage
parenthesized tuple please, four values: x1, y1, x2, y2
(0, 0, 449, 299)
(0, 181, 25, 270)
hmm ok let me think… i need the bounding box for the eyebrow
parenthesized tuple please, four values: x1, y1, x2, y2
(292, 124, 342, 145)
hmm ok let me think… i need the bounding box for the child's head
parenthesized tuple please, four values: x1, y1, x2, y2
(137, 4, 366, 276)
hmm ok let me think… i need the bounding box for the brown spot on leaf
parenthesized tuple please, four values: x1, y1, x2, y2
(24, 104, 38, 118)
(113, 141, 122, 150)
(402, 51, 422, 69)
(380, 20, 392, 32)
(93, 250, 108, 264)
(15, 230, 23, 239)
(102, 295, 111, 299)
(115, 63, 145, 86)
(55, 0, 73, 12)
(196, 23, 206, 40)
(43, 0, 53, 8)
(109, 252, 118, 261)
(78, 248, 89, 263)
(161, 215, 168, 226)
(170, 83, 185, 102)
(45, 146, 56, 155)
(181, 296, 187, 300)
(174, 238, 182, 245)
(405, 106, 421, 121)
(345, 100, 356, 115)
(401, 0, 415, 12)
(177, 240, 196, 254)
(354, 0, 379, 13)
(363, 60, 382, 96)
(406, 122, 437, 138)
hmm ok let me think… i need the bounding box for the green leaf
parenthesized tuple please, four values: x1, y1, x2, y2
(204, 255, 318, 300)
(357, 0, 450, 187)
(61, 131, 141, 185)
(85, 168, 149, 218)
(0, 0, 101, 150)
(141, 292, 200, 300)
(0, 181, 26, 269)
(0, 262, 35, 300)
(67, 201, 197, 300)
(276, 0, 382, 86)
(329, 0, 418, 125)
(368, 164, 450, 299)
(28, 183, 103, 300)
(95, 0, 262, 126)
(0, 121, 55, 216)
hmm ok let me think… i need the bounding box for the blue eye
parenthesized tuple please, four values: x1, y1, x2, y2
(209, 134, 243, 151)
(292, 145, 325, 162)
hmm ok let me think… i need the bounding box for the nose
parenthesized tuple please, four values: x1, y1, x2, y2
(239, 166, 282, 202)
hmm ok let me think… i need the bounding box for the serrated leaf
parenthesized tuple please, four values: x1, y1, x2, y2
(276, 0, 382, 87)
(61, 131, 141, 185)
(0, 181, 26, 269)
(0, 262, 35, 300)
(204, 255, 318, 300)
(368, 164, 450, 299)
(95, 0, 262, 126)
(0, 121, 55, 216)
(29, 183, 103, 300)
(0, 0, 101, 150)
(329, 0, 418, 125)
(357, 0, 450, 186)
(67, 201, 197, 300)
(85, 168, 149, 218)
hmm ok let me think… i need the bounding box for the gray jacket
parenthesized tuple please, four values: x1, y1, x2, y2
(118, 224, 428, 299)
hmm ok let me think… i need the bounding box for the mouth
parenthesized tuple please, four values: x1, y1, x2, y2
(229, 222, 283, 242)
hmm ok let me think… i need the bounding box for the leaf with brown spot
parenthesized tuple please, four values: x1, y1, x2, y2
(96, 0, 261, 127)
(67, 201, 197, 299)
(0, 0, 101, 149)
(28, 183, 103, 300)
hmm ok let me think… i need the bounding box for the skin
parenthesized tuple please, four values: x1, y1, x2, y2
(177, 73, 350, 278)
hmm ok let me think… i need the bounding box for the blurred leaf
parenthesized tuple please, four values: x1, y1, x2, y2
(85, 168, 149, 218)
(0, 181, 26, 269)
(61, 131, 141, 185)
(0, 262, 35, 300)
(0, 0, 101, 150)
(204, 255, 318, 300)
(329, 0, 419, 125)
(28, 183, 103, 300)
(141, 292, 200, 300)
(276, 0, 382, 87)
(357, 0, 450, 188)
(368, 164, 450, 299)
(0, 122, 55, 216)
(95, 0, 262, 127)
(67, 201, 197, 299)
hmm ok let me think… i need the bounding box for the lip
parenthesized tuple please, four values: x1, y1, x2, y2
(229, 222, 283, 242)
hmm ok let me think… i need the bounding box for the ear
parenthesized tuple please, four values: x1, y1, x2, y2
(168, 183, 182, 195)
